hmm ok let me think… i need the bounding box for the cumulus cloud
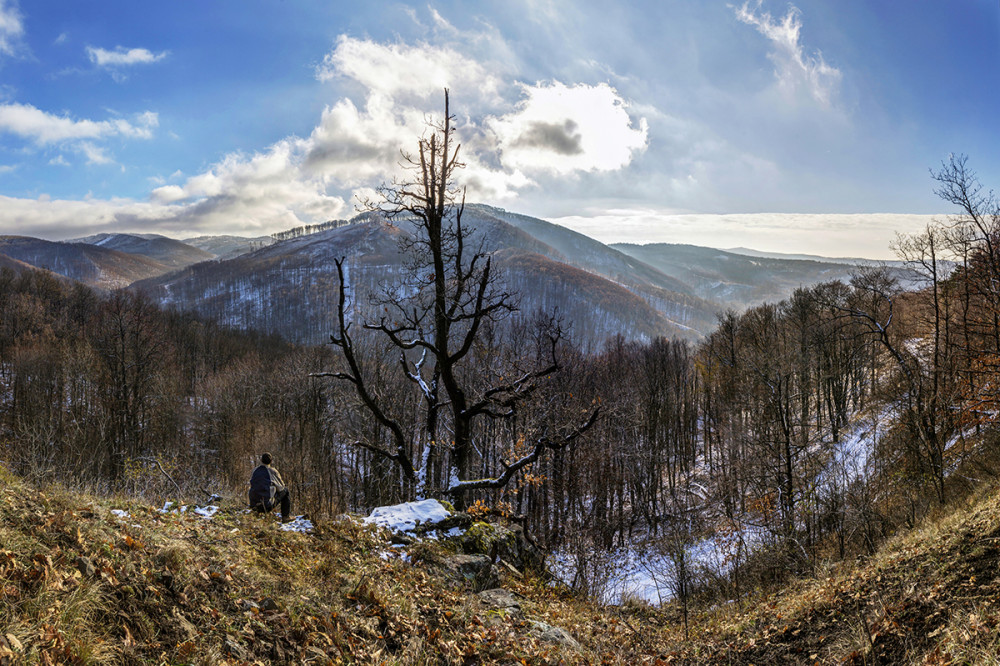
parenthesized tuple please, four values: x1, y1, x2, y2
(302, 96, 420, 186)
(0, 0, 24, 58)
(87, 45, 169, 68)
(510, 119, 583, 155)
(490, 82, 648, 174)
(308, 35, 649, 199)
(735, 1, 841, 106)
(149, 139, 347, 232)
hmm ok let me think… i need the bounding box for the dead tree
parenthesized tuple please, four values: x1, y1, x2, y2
(316, 90, 597, 509)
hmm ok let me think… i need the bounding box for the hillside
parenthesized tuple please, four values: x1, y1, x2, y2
(0, 467, 653, 664)
(181, 234, 276, 260)
(136, 215, 710, 347)
(0, 236, 174, 290)
(4, 463, 1000, 664)
(680, 482, 1000, 664)
(71, 233, 215, 269)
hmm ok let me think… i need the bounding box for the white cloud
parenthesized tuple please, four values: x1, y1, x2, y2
(735, 1, 841, 106)
(0, 0, 24, 58)
(302, 96, 421, 186)
(490, 82, 648, 174)
(0, 103, 157, 144)
(87, 45, 169, 68)
(0, 17, 653, 239)
(316, 35, 502, 105)
(149, 138, 347, 231)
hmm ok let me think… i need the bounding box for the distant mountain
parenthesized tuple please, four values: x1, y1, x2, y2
(135, 213, 707, 348)
(611, 242, 859, 309)
(71, 233, 214, 268)
(182, 235, 275, 260)
(0, 236, 173, 290)
(2, 206, 914, 344)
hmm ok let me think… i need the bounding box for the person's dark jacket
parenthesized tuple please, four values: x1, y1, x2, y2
(248, 464, 286, 510)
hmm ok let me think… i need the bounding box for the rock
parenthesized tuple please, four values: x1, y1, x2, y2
(390, 533, 415, 546)
(444, 554, 500, 591)
(413, 511, 473, 535)
(528, 620, 581, 650)
(460, 521, 515, 556)
(477, 588, 522, 610)
(503, 524, 546, 573)
(75, 556, 95, 578)
(476, 588, 524, 623)
(459, 521, 545, 574)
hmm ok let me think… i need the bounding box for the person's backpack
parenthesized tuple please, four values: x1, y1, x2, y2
(249, 465, 274, 510)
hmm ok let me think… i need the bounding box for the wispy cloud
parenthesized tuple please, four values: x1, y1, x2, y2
(87, 45, 169, 67)
(735, 1, 841, 106)
(0, 0, 25, 58)
(87, 45, 169, 81)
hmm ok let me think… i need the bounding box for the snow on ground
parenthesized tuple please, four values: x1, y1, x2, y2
(280, 516, 315, 533)
(194, 505, 220, 519)
(551, 524, 768, 606)
(363, 499, 452, 534)
(823, 403, 898, 482)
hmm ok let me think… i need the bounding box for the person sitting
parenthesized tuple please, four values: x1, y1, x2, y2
(248, 452, 291, 522)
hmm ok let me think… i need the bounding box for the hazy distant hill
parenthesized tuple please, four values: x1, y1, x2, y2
(0, 236, 173, 290)
(725, 246, 870, 265)
(462, 206, 721, 334)
(182, 234, 276, 260)
(72, 233, 215, 268)
(479, 206, 696, 296)
(611, 242, 859, 309)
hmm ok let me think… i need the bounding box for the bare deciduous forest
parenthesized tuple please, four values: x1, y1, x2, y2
(2, 155, 1000, 611)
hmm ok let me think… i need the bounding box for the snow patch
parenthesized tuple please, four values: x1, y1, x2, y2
(363, 499, 452, 534)
(194, 505, 220, 519)
(280, 516, 315, 533)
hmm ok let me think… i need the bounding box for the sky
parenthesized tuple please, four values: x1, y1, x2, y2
(0, 0, 997, 258)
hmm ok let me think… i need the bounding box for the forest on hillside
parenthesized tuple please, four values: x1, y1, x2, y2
(2, 154, 1000, 608)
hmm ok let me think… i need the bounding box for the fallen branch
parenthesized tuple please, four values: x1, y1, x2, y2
(135, 456, 182, 498)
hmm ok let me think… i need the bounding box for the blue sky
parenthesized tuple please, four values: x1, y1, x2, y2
(0, 0, 997, 257)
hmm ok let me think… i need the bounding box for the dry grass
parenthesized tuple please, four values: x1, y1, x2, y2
(6, 465, 1000, 664)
